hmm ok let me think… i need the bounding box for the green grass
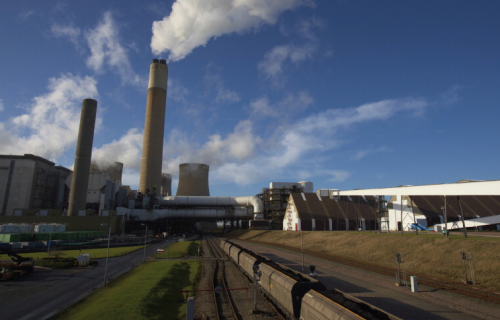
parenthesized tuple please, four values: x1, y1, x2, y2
(160, 240, 200, 258)
(51, 260, 200, 320)
(48, 241, 201, 320)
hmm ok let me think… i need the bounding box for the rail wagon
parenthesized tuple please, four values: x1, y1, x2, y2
(259, 261, 326, 319)
(300, 290, 363, 320)
(222, 239, 233, 256)
(238, 250, 273, 279)
(229, 242, 243, 265)
(219, 239, 227, 252)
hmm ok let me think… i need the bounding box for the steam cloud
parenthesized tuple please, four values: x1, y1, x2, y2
(151, 0, 313, 61)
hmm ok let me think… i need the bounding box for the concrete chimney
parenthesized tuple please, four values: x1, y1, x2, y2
(68, 99, 97, 216)
(139, 59, 168, 194)
(176, 163, 210, 196)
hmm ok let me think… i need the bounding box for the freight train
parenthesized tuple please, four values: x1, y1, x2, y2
(220, 239, 401, 320)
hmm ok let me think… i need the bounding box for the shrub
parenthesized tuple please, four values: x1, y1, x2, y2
(35, 257, 77, 269)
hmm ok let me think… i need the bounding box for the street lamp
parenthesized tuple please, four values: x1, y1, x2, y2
(141, 223, 148, 262)
(47, 224, 54, 257)
(101, 223, 111, 286)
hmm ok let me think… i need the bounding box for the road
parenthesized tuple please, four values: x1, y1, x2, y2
(0, 239, 170, 320)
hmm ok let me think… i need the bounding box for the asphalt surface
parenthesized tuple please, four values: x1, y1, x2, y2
(0, 239, 170, 320)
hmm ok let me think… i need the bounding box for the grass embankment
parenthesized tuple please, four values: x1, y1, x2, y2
(226, 230, 500, 292)
(50, 241, 201, 320)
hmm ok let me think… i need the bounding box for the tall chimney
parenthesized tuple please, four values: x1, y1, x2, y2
(176, 163, 210, 196)
(139, 59, 168, 194)
(68, 99, 97, 216)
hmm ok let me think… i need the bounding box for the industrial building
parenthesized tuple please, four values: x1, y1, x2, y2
(337, 180, 500, 232)
(0, 154, 71, 216)
(258, 181, 313, 229)
(2, 59, 500, 238)
(283, 190, 384, 231)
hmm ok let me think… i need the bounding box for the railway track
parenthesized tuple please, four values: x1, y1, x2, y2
(204, 236, 285, 320)
(205, 236, 241, 319)
(245, 239, 500, 305)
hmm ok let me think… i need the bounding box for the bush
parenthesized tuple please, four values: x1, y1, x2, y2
(35, 257, 78, 269)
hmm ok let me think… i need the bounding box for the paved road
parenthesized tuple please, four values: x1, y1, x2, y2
(0, 239, 171, 320)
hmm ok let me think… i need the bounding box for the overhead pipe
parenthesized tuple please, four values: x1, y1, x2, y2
(118, 195, 264, 221)
(158, 195, 263, 219)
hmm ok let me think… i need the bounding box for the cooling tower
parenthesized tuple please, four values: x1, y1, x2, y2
(139, 59, 168, 194)
(176, 163, 210, 196)
(68, 99, 97, 216)
(161, 173, 172, 196)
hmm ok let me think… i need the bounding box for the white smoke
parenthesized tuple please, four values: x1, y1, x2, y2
(91, 128, 144, 170)
(151, 0, 314, 61)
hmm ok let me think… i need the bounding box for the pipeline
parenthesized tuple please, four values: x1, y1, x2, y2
(117, 195, 264, 221)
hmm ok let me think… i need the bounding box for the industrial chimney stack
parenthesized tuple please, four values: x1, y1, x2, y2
(139, 59, 168, 194)
(68, 99, 97, 216)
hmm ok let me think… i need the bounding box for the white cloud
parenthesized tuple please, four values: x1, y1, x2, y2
(18, 10, 34, 21)
(51, 24, 82, 51)
(353, 146, 390, 160)
(250, 91, 313, 118)
(265, 97, 428, 173)
(151, 0, 313, 61)
(85, 12, 144, 86)
(258, 43, 317, 80)
(216, 89, 240, 103)
(0, 74, 98, 160)
(0, 99, 4, 112)
(153, 97, 427, 187)
(204, 64, 240, 103)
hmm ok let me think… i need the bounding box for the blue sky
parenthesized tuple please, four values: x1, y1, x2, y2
(1, 1, 500, 197)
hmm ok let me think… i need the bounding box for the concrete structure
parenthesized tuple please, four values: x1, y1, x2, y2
(176, 163, 210, 196)
(161, 173, 172, 196)
(68, 99, 97, 216)
(139, 59, 168, 194)
(0, 154, 71, 216)
(337, 180, 500, 231)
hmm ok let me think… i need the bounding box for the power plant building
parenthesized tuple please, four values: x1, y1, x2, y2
(0, 154, 71, 216)
(139, 59, 168, 194)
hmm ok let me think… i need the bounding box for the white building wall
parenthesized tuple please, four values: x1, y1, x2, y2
(283, 202, 300, 231)
(388, 196, 431, 231)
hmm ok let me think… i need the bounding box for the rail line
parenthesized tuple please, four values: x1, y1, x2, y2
(206, 236, 240, 319)
(244, 239, 500, 305)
